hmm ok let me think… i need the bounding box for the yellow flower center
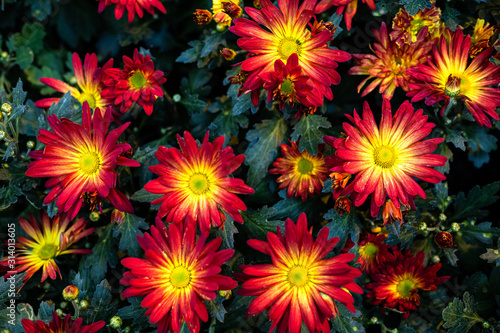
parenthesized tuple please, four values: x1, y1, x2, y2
(396, 278, 417, 298)
(79, 92, 97, 109)
(188, 173, 210, 194)
(362, 242, 378, 256)
(278, 37, 301, 61)
(288, 266, 309, 287)
(373, 146, 397, 168)
(170, 266, 191, 288)
(39, 243, 58, 260)
(79, 152, 101, 175)
(130, 71, 147, 89)
(297, 158, 313, 175)
(280, 78, 293, 94)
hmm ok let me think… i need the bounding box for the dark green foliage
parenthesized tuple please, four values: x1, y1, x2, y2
(113, 214, 149, 257)
(290, 114, 331, 156)
(451, 181, 500, 221)
(442, 292, 484, 333)
(399, 0, 432, 15)
(323, 208, 361, 249)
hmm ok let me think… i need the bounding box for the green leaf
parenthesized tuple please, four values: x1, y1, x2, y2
(270, 191, 320, 221)
(241, 206, 284, 240)
(37, 301, 54, 321)
(180, 92, 208, 113)
(176, 40, 204, 64)
(0, 185, 23, 210)
(451, 181, 500, 220)
(430, 182, 453, 213)
(323, 208, 361, 249)
(0, 273, 25, 306)
(131, 146, 157, 165)
(227, 84, 256, 116)
(245, 118, 287, 187)
(442, 5, 460, 30)
(116, 296, 149, 328)
(46, 91, 77, 119)
(80, 225, 118, 285)
(385, 222, 416, 249)
(479, 239, 500, 266)
(113, 214, 149, 258)
(442, 292, 483, 333)
(445, 128, 466, 151)
(200, 31, 226, 58)
(443, 248, 459, 267)
(85, 279, 115, 324)
(12, 79, 27, 107)
(211, 111, 248, 141)
(463, 125, 498, 168)
(216, 213, 239, 249)
(205, 295, 227, 323)
(130, 188, 162, 203)
(399, 0, 432, 16)
(460, 222, 500, 245)
(290, 114, 331, 156)
(330, 303, 365, 333)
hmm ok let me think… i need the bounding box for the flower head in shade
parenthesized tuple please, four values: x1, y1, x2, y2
(144, 131, 254, 232)
(470, 19, 495, 58)
(269, 141, 330, 201)
(0, 212, 93, 287)
(324, 100, 447, 217)
(365, 247, 449, 319)
(22, 311, 105, 333)
(260, 53, 323, 110)
(237, 213, 363, 333)
(315, 0, 376, 31)
(349, 22, 432, 100)
(212, 0, 242, 26)
(25, 102, 140, 220)
(103, 49, 166, 116)
(120, 217, 237, 333)
(358, 233, 389, 275)
(390, 6, 442, 46)
(35, 53, 114, 110)
(407, 29, 500, 127)
(229, 0, 351, 106)
(96, 0, 166, 23)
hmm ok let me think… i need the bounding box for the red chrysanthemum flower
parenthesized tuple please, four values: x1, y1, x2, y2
(314, 0, 376, 31)
(103, 48, 166, 116)
(96, 0, 166, 23)
(22, 311, 105, 333)
(0, 212, 93, 287)
(25, 102, 140, 220)
(144, 131, 254, 232)
(365, 247, 449, 319)
(120, 217, 237, 333)
(406, 29, 500, 127)
(237, 213, 363, 333)
(324, 100, 447, 217)
(349, 22, 433, 100)
(35, 53, 114, 110)
(470, 19, 495, 58)
(390, 6, 443, 46)
(260, 53, 322, 110)
(229, 0, 351, 106)
(358, 233, 389, 275)
(269, 141, 330, 201)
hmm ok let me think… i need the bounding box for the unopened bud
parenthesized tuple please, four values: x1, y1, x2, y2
(0, 131, 5, 141)
(193, 9, 212, 25)
(62, 285, 79, 301)
(89, 211, 100, 222)
(110, 316, 123, 329)
(220, 48, 237, 61)
(79, 300, 88, 309)
(26, 141, 35, 149)
(219, 289, 232, 299)
(111, 209, 126, 226)
(1, 103, 11, 115)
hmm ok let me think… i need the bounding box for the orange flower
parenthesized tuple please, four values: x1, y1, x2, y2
(237, 213, 362, 333)
(270, 141, 330, 201)
(324, 100, 447, 217)
(96, 0, 166, 23)
(193, 9, 213, 25)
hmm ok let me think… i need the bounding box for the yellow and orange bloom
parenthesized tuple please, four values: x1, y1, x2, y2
(407, 29, 500, 127)
(193, 9, 213, 25)
(270, 141, 330, 201)
(315, 0, 376, 31)
(365, 247, 449, 319)
(212, 0, 242, 26)
(470, 19, 495, 58)
(260, 53, 323, 110)
(25, 102, 140, 220)
(229, 0, 351, 106)
(358, 234, 389, 275)
(382, 199, 409, 225)
(22, 311, 105, 333)
(35, 53, 114, 110)
(0, 212, 93, 287)
(237, 213, 363, 333)
(390, 6, 442, 46)
(334, 196, 351, 215)
(103, 48, 166, 116)
(349, 22, 433, 100)
(96, 0, 166, 23)
(144, 131, 254, 232)
(324, 100, 447, 217)
(120, 218, 237, 333)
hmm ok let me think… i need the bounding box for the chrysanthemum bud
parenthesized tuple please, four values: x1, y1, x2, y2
(111, 209, 126, 226)
(219, 289, 232, 299)
(334, 196, 351, 216)
(173, 94, 182, 102)
(62, 285, 79, 301)
(26, 141, 35, 149)
(418, 222, 427, 232)
(79, 300, 88, 309)
(220, 48, 237, 61)
(193, 9, 212, 25)
(56, 309, 64, 317)
(221, 1, 242, 19)
(0, 131, 5, 141)
(89, 211, 100, 222)
(451, 222, 460, 232)
(432, 255, 441, 264)
(1, 103, 11, 115)
(109, 316, 122, 329)
(434, 231, 457, 248)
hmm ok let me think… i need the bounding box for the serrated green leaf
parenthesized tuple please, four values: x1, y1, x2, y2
(216, 213, 238, 249)
(227, 84, 255, 116)
(445, 128, 466, 151)
(442, 5, 460, 30)
(113, 214, 149, 257)
(385, 222, 416, 249)
(443, 248, 459, 267)
(180, 92, 208, 113)
(85, 279, 115, 324)
(270, 191, 321, 221)
(205, 296, 227, 323)
(245, 118, 287, 187)
(116, 296, 149, 328)
(451, 181, 500, 220)
(0, 273, 25, 306)
(130, 188, 162, 203)
(290, 114, 331, 156)
(442, 292, 483, 333)
(80, 225, 118, 285)
(241, 206, 284, 240)
(12, 79, 27, 107)
(37, 301, 54, 321)
(460, 222, 500, 245)
(479, 239, 500, 266)
(131, 146, 157, 164)
(46, 91, 76, 119)
(0, 185, 23, 210)
(201, 32, 226, 58)
(399, 0, 432, 16)
(176, 40, 203, 64)
(398, 325, 417, 333)
(323, 208, 361, 249)
(463, 125, 498, 168)
(330, 303, 365, 333)
(211, 111, 248, 141)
